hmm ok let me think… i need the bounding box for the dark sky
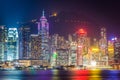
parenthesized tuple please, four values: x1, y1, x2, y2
(0, 0, 120, 39)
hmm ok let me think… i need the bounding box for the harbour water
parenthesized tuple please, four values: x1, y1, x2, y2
(0, 69, 120, 80)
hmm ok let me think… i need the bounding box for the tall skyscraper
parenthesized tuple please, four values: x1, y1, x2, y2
(0, 26, 7, 61)
(18, 26, 31, 59)
(7, 28, 19, 61)
(37, 10, 50, 65)
(99, 27, 107, 55)
(114, 40, 120, 63)
(76, 29, 88, 66)
(99, 27, 108, 65)
(68, 34, 77, 66)
(50, 34, 70, 66)
(30, 34, 41, 60)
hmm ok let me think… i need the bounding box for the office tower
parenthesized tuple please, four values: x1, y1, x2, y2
(99, 27, 108, 65)
(18, 26, 31, 59)
(30, 34, 41, 60)
(0, 26, 7, 61)
(37, 11, 50, 65)
(7, 28, 19, 61)
(114, 40, 120, 63)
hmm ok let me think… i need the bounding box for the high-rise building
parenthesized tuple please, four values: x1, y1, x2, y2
(37, 11, 50, 65)
(0, 26, 7, 61)
(29, 34, 43, 66)
(50, 34, 70, 66)
(69, 41, 77, 66)
(114, 40, 120, 63)
(18, 26, 31, 59)
(99, 27, 108, 65)
(76, 29, 89, 66)
(49, 34, 58, 66)
(30, 34, 41, 60)
(99, 27, 107, 55)
(7, 28, 18, 61)
(108, 39, 114, 65)
(56, 49, 69, 66)
(91, 38, 100, 65)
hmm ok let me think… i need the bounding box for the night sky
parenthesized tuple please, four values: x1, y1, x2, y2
(0, 0, 120, 39)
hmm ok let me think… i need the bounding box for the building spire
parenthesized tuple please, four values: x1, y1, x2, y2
(42, 9, 45, 16)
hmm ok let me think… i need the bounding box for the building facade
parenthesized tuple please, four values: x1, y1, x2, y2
(0, 26, 7, 61)
(114, 40, 120, 63)
(18, 26, 31, 59)
(37, 11, 50, 65)
(30, 34, 41, 60)
(7, 28, 19, 61)
(99, 27, 108, 65)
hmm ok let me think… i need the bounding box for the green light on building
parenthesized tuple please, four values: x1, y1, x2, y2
(53, 51, 57, 58)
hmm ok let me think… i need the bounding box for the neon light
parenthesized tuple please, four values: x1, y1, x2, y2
(53, 51, 57, 58)
(78, 45, 82, 48)
(53, 12, 57, 16)
(92, 48, 99, 52)
(78, 29, 86, 34)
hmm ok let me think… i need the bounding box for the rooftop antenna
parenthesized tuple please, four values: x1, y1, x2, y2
(42, 9, 45, 16)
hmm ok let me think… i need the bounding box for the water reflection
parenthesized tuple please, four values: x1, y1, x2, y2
(70, 70, 90, 80)
(89, 69, 102, 80)
(101, 70, 120, 80)
(0, 71, 23, 80)
(0, 70, 119, 80)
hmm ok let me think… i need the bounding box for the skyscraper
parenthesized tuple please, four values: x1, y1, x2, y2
(76, 29, 88, 66)
(18, 26, 31, 59)
(99, 27, 108, 65)
(30, 34, 41, 60)
(0, 26, 7, 61)
(36, 10, 50, 65)
(114, 40, 120, 63)
(7, 28, 18, 61)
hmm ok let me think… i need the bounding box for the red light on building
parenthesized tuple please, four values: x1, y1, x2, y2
(78, 29, 86, 35)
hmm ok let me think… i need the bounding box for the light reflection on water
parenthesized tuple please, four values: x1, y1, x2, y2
(0, 70, 120, 80)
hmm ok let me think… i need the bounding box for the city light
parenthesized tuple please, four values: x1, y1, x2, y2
(78, 28, 86, 34)
(53, 12, 57, 17)
(0, 9, 118, 70)
(92, 48, 99, 52)
(53, 51, 57, 58)
(78, 45, 82, 48)
(91, 60, 96, 67)
(111, 37, 117, 41)
(108, 48, 114, 51)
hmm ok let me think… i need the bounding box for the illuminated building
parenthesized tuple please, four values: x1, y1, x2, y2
(30, 34, 41, 60)
(99, 27, 107, 55)
(91, 38, 100, 65)
(50, 34, 70, 66)
(0, 26, 7, 61)
(49, 34, 58, 66)
(69, 41, 77, 66)
(56, 49, 69, 66)
(18, 26, 31, 59)
(37, 10, 50, 65)
(30, 34, 45, 65)
(114, 40, 120, 63)
(55, 36, 70, 66)
(7, 28, 19, 61)
(68, 34, 77, 66)
(99, 27, 108, 65)
(108, 39, 114, 65)
(76, 29, 90, 66)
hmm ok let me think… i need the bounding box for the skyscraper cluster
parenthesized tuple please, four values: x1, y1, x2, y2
(0, 11, 119, 68)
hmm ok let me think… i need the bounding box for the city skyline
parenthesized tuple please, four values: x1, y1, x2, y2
(0, 0, 120, 38)
(0, 1, 120, 80)
(0, 5, 119, 70)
